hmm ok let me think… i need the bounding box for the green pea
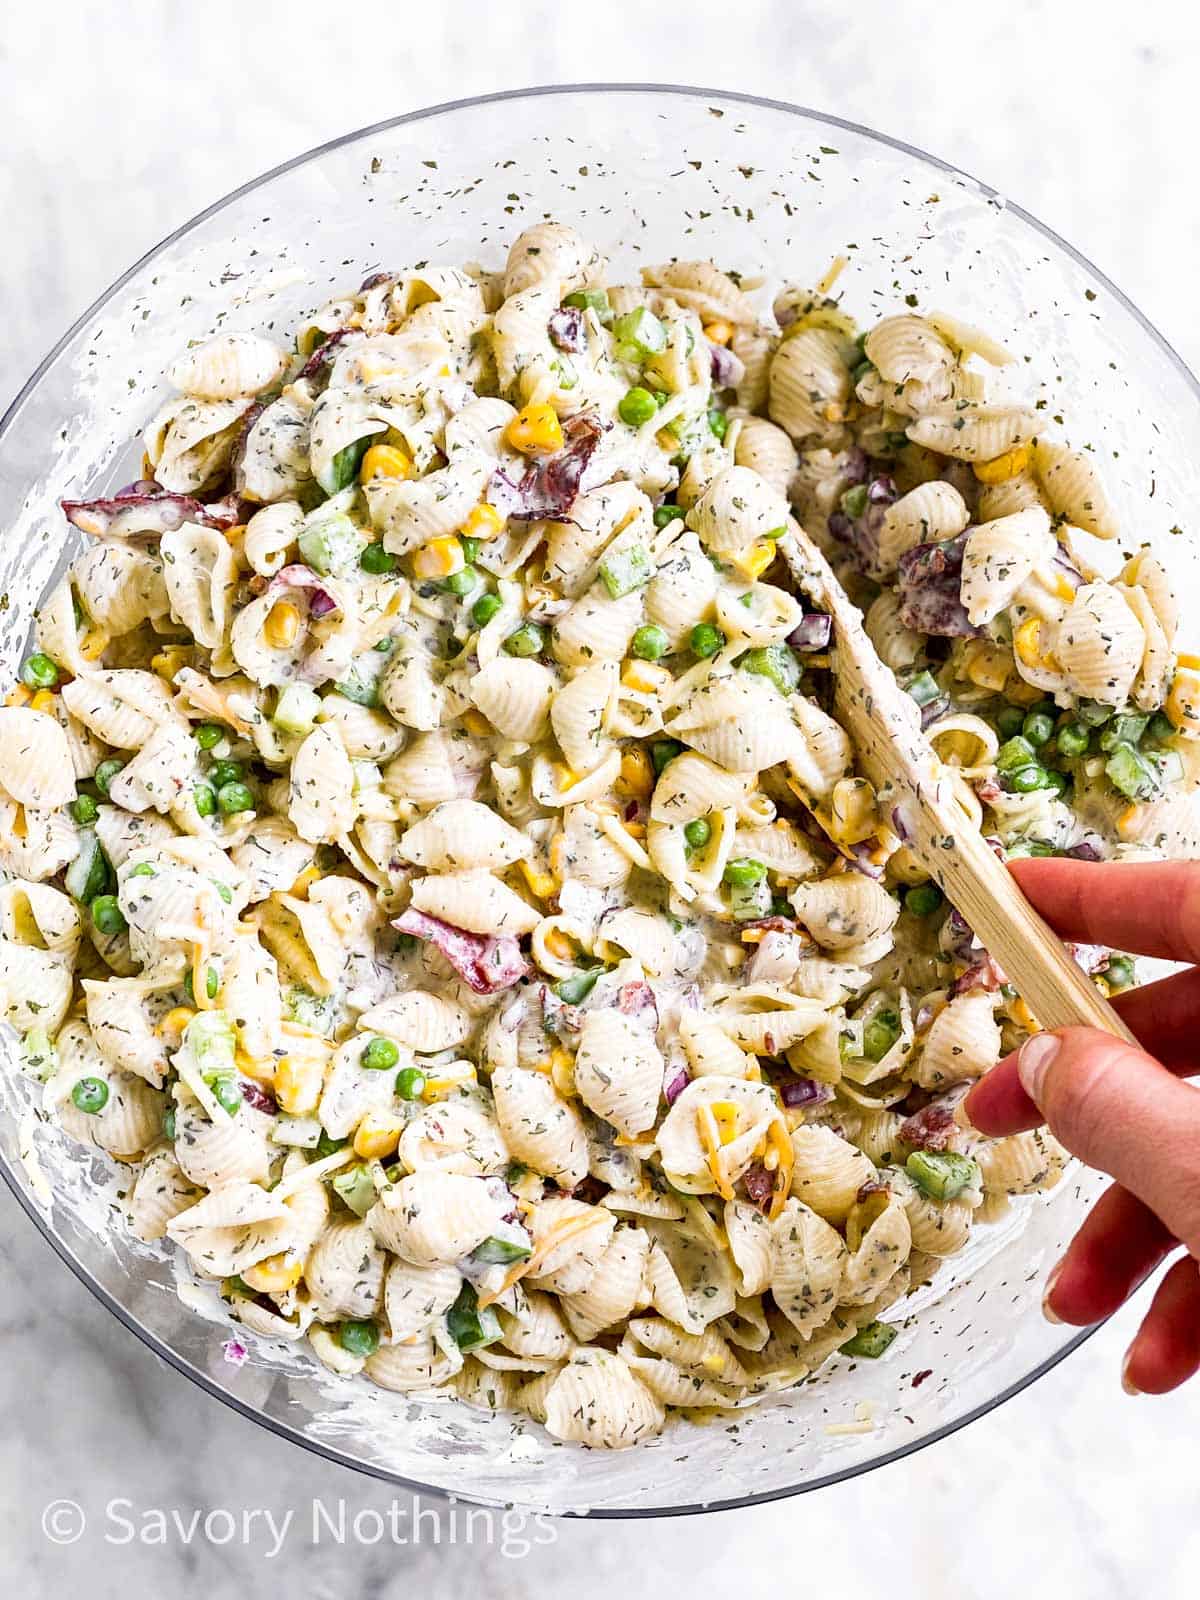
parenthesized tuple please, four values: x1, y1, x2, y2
(862, 1012, 901, 1063)
(839, 1321, 897, 1360)
(71, 793, 99, 826)
(1042, 768, 1072, 798)
(91, 895, 126, 936)
(1105, 955, 1136, 990)
(71, 1076, 110, 1114)
(471, 592, 503, 628)
(1022, 711, 1055, 747)
(20, 652, 59, 689)
(995, 705, 1026, 739)
(707, 408, 728, 441)
(209, 1075, 243, 1117)
(395, 1066, 427, 1101)
(683, 816, 712, 850)
(216, 781, 255, 815)
(503, 622, 545, 658)
(209, 759, 243, 788)
(359, 542, 397, 575)
(94, 758, 125, 796)
(1148, 710, 1176, 743)
(1056, 722, 1090, 758)
(442, 565, 478, 596)
(193, 783, 217, 818)
(690, 622, 725, 659)
(631, 624, 669, 661)
(653, 504, 683, 529)
(724, 857, 767, 888)
(905, 883, 943, 917)
(1008, 765, 1049, 794)
(184, 965, 220, 1004)
(618, 386, 660, 427)
(361, 1035, 399, 1072)
(651, 739, 683, 775)
(194, 722, 224, 750)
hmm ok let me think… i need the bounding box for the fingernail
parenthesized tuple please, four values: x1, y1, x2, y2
(1017, 1032, 1061, 1105)
(1121, 1349, 1141, 1396)
(1041, 1261, 1064, 1323)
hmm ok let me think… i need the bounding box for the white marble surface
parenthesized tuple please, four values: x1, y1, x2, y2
(5, 2, 1200, 1594)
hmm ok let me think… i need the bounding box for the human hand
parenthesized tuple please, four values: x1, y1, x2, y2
(965, 858, 1200, 1395)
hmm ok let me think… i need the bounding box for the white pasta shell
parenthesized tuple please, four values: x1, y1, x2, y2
(1034, 440, 1118, 540)
(976, 1128, 1068, 1196)
(914, 989, 1001, 1089)
(644, 531, 720, 646)
(243, 501, 304, 577)
(687, 466, 790, 558)
(61, 669, 174, 750)
(383, 731, 487, 807)
(0, 707, 76, 809)
(641, 259, 757, 326)
(492, 1064, 589, 1188)
(976, 469, 1046, 522)
(669, 671, 799, 773)
(239, 394, 312, 504)
(959, 506, 1055, 627)
(288, 724, 356, 845)
(127, 1145, 201, 1242)
(169, 333, 286, 400)
(383, 1257, 462, 1341)
(1118, 584, 1172, 712)
(559, 1225, 650, 1342)
(574, 1009, 663, 1138)
(679, 1011, 755, 1079)
(172, 1099, 272, 1188)
(504, 222, 603, 298)
(471, 656, 556, 743)
(364, 1328, 461, 1393)
(360, 990, 471, 1054)
(789, 1125, 877, 1224)
(165, 1180, 293, 1276)
(526, 1197, 615, 1295)
(407, 870, 540, 937)
(368, 1171, 504, 1264)
(543, 482, 650, 595)
(785, 693, 854, 804)
(160, 523, 239, 650)
(368, 457, 490, 557)
(397, 799, 530, 873)
(769, 328, 852, 445)
(539, 1349, 665, 1449)
(83, 978, 169, 1085)
(552, 589, 643, 667)
(71, 540, 169, 635)
(457, 1359, 521, 1412)
(594, 906, 676, 976)
(642, 1219, 737, 1332)
(305, 1219, 387, 1319)
(907, 406, 1046, 462)
(769, 1197, 849, 1333)
(707, 984, 829, 1053)
(145, 396, 247, 494)
(559, 802, 632, 889)
(840, 1193, 911, 1305)
(732, 413, 799, 497)
(1122, 551, 1179, 643)
(396, 1098, 506, 1177)
(0, 943, 72, 1034)
(875, 480, 970, 577)
(865, 315, 955, 386)
(656, 1076, 779, 1195)
(724, 1198, 774, 1297)
(1055, 581, 1145, 706)
(884, 1166, 974, 1256)
(221, 932, 281, 1060)
(550, 661, 618, 773)
(499, 1290, 574, 1363)
(789, 874, 899, 952)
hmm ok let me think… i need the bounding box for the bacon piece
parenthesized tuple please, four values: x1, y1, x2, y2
(62, 481, 239, 539)
(741, 1164, 774, 1212)
(393, 908, 529, 995)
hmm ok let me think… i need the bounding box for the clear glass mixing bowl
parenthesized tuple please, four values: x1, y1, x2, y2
(2, 85, 1197, 1518)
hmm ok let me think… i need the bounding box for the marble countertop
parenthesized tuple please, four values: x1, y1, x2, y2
(5, 3, 1200, 1594)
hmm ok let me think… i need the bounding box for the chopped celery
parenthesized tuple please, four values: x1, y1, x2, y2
(599, 543, 653, 600)
(184, 1011, 237, 1076)
(729, 877, 771, 922)
(1099, 713, 1149, 752)
(840, 483, 869, 519)
(284, 986, 335, 1035)
(446, 1282, 503, 1352)
(906, 670, 942, 708)
(332, 1164, 378, 1218)
(562, 289, 612, 326)
(862, 1011, 901, 1063)
(839, 1321, 897, 1360)
(273, 683, 323, 735)
(995, 736, 1037, 773)
(64, 830, 111, 905)
(334, 657, 383, 707)
(740, 644, 801, 696)
(1075, 699, 1115, 727)
(906, 1149, 981, 1202)
(298, 512, 366, 576)
(612, 307, 668, 363)
(1104, 742, 1158, 801)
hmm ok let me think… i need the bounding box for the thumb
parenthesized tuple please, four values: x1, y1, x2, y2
(1016, 1028, 1200, 1255)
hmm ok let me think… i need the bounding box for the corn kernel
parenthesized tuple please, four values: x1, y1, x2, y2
(972, 444, 1030, 485)
(242, 1251, 303, 1294)
(549, 1046, 576, 1099)
(507, 404, 563, 456)
(422, 1063, 477, 1103)
(275, 1054, 325, 1115)
(543, 927, 576, 962)
(703, 319, 733, 347)
(79, 627, 110, 661)
(157, 1006, 196, 1038)
(709, 1101, 740, 1145)
(11, 805, 27, 840)
(223, 522, 247, 547)
(1006, 676, 1045, 706)
(1166, 671, 1200, 735)
(961, 639, 1012, 693)
(461, 502, 504, 541)
(1010, 996, 1042, 1034)
(1116, 802, 1141, 840)
(618, 747, 655, 800)
(29, 689, 56, 714)
(151, 646, 191, 681)
(235, 1049, 276, 1085)
(411, 536, 464, 580)
(353, 1110, 405, 1159)
(732, 540, 777, 580)
(519, 858, 559, 899)
(621, 659, 672, 695)
(1012, 617, 1060, 672)
(360, 444, 413, 483)
(264, 601, 302, 651)
(462, 708, 491, 737)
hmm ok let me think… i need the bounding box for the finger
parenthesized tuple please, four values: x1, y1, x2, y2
(1122, 1256, 1200, 1395)
(1006, 1027, 1200, 1255)
(966, 966, 1200, 1136)
(1009, 857, 1200, 964)
(1043, 1183, 1177, 1326)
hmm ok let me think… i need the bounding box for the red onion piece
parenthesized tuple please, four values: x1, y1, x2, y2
(741, 1164, 775, 1212)
(548, 307, 587, 353)
(899, 1100, 958, 1151)
(270, 565, 342, 618)
(896, 531, 980, 639)
(778, 1075, 834, 1108)
(617, 980, 659, 1030)
(488, 413, 605, 522)
(62, 483, 239, 539)
(788, 613, 833, 651)
(1065, 841, 1102, 862)
(709, 342, 745, 388)
(1066, 941, 1108, 975)
(298, 328, 352, 381)
(240, 1080, 278, 1115)
(663, 1066, 690, 1105)
(393, 908, 529, 995)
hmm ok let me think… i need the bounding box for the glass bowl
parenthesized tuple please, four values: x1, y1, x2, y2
(2, 84, 1197, 1518)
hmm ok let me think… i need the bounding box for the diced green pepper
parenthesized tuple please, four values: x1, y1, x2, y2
(471, 1235, 533, 1266)
(1099, 713, 1150, 752)
(446, 1281, 503, 1352)
(906, 670, 942, 708)
(331, 1164, 377, 1218)
(740, 644, 801, 696)
(553, 968, 603, 1005)
(65, 830, 111, 905)
(839, 1321, 897, 1360)
(906, 1149, 981, 1202)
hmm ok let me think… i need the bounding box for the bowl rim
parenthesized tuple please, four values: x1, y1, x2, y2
(4, 78, 1169, 1517)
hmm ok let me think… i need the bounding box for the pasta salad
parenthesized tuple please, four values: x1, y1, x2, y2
(3, 222, 1194, 1449)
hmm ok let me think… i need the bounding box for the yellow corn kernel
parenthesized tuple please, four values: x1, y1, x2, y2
(618, 746, 655, 800)
(507, 403, 563, 456)
(740, 927, 768, 945)
(519, 857, 559, 900)
(223, 522, 248, 547)
(411, 536, 465, 580)
(460, 502, 504, 541)
(235, 1049, 276, 1085)
(422, 1063, 477, 1103)
(553, 763, 579, 794)
(11, 805, 27, 840)
(543, 927, 577, 962)
(622, 820, 647, 840)
(732, 540, 777, 580)
(264, 601, 302, 651)
(353, 1110, 405, 1159)
(1013, 618, 1060, 673)
(3, 685, 31, 707)
(1051, 573, 1077, 603)
(275, 1053, 325, 1115)
(360, 444, 413, 483)
(961, 639, 1013, 693)
(79, 627, 110, 661)
(709, 1101, 740, 1145)
(549, 1046, 576, 1099)
(703, 319, 734, 347)
(1165, 670, 1200, 734)
(972, 444, 1030, 485)
(462, 708, 491, 737)
(621, 659, 672, 695)
(157, 1006, 196, 1038)
(241, 1251, 303, 1295)
(1006, 676, 1045, 707)
(29, 689, 56, 714)
(151, 645, 191, 681)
